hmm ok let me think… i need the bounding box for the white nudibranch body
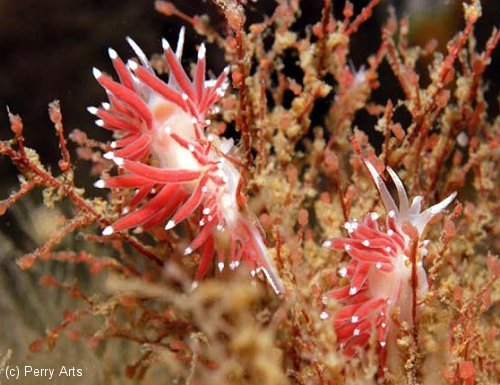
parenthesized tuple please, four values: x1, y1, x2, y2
(90, 29, 283, 294)
(323, 159, 456, 364)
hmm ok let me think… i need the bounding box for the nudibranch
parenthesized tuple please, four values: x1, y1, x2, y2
(322, 160, 456, 364)
(89, 29, 284, 294)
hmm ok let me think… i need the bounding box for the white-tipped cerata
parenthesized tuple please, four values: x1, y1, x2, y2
(92, 67, 102, 79)
(108, 47, 118, 60)
(165, 220, 176, 230)
(127, 59, 139, 71)
(113, 157, 124, 166)
(102, 226, 114, 236)
(320, 311, 330, 320)
(94, 180, 106, 189)
(197, 43, 206, 60)
(190, 281, 199, 291)
(161, 37, 171, 52)
(87, 106, 98, 115)
(322, 240, 332, 248)
(103, 152, 115, 160)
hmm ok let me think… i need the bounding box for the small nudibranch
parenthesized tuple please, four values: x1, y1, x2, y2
(322, 160, 456, 362)
(89, 29, 284, 294)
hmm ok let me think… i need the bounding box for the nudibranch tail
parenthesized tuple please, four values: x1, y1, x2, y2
(232, 214, 284, 295)
(91, 31, 283, 294)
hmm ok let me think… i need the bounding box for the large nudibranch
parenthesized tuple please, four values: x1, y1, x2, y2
(322, 160, 456, 363)
(89, 29, 284, 294)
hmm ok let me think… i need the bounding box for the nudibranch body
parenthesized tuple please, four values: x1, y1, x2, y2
(323, 160, 456, 363)
(90, 29, 283, 294)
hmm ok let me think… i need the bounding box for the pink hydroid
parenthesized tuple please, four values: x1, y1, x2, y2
(90, 29, 284, 294)
(323, 160, 456, 361)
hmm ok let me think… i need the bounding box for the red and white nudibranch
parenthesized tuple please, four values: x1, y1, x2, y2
(322, 160, 456, 361)
(89, 29, 284, 294)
